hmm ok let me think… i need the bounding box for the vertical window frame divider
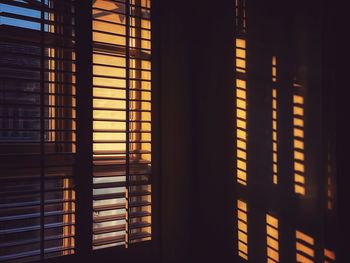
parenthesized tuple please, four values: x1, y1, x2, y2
(39, 0, 45, 260)
(125, 0, 131, 247)
(150, 0, 161, 256)
(75, 0, 93, 258)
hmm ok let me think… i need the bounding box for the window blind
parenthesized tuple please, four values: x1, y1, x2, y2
(0, 0, 76, 261)
(91, 0, 152, 249)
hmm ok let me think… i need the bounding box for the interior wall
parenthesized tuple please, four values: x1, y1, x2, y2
(155, 0, 235, 262)
(155, 0, 337, 263)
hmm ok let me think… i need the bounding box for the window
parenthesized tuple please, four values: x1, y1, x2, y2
(91, 0, 152, 249)
(0, 0, 76, 261)
(0, 0, 152, 261)
(0, 1, 338, 262)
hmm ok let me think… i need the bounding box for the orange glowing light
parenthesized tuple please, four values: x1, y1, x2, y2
(293, 82, 305, 195)
(271, 56, 278, 185)
(237, 200, 248, 260)
(266, 214, 279, 262)
(296, 230, 314, 263)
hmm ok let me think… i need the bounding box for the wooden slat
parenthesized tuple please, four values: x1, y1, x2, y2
(93, 235, 125, 247)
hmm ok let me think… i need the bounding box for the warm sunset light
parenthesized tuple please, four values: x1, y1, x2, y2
(0, 1, 338, 263)
(272, 56, 278, 185)
(296, 230, 314, 263)
(236, 41, 247, 187)
(324, 248, 336, 262)
(293, 82, 306, 195)
(235, 1, 249, 260)
(266, 214, 279, 262)
(92, 0, 152, 249)
(237, 200, 248, 260)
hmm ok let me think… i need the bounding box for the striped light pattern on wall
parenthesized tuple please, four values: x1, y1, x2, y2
(237, 200, 248, 260)
(235, 0, 247, 187)
(271, 56, 278, 184)
(296, 230, 314, 263)
(266, 214, 279, 262)
(292, 82, 305, 195)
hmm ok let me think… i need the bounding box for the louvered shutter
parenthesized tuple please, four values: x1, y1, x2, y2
(0, 0, 76, 261)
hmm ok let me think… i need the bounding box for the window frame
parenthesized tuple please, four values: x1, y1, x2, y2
(0, 0, 160, 262)
(74, 1, 160, 262)
(0, 3, 76, 260)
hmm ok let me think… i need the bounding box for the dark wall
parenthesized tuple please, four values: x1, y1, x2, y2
(155, 0, 235, 262)
(155, 0, 338, 263)
(334, 1, 348, 262)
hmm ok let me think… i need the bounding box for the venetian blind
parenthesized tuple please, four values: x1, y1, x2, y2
(0, 0, 76, 261)
(91, 0, 152, 249)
